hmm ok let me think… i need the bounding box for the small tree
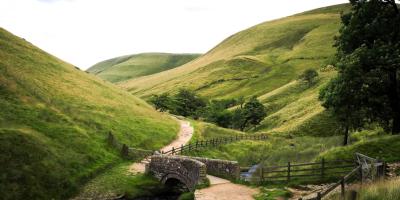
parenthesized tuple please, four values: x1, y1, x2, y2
(149, 93, 172, 112)
(232, 97, 267, 131)
(319, 76, 365, 145)
(299, 69, 319, 86)
(172, 89, 207, 117)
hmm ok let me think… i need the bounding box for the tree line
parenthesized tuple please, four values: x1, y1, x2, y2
(149, 89, 267, 131)
(319, 0, 400, 145)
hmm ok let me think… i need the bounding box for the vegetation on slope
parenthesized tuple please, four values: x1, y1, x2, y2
(87, 53, 200, 83)
(120, 4, 349, 99)
(0, 28, 178, 199)
(116, 4, 351, 138)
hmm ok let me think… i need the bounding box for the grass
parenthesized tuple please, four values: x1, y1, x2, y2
(74, 162, 166, 199)
(326, 178, 400, 200)
(0, 27, 179, 199)
(189, 120, 244, 142)
(87, 53, 200, 83)
(115, 4, 349, 144)
(356, 178, 400, 200)
(120, 4, 348, 100)
(185, 126, 342, 166)
(317, 130, 400, 163)
(254, 185, 292, 200)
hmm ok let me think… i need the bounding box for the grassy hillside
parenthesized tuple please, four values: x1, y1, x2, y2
(117, 4, 350, 135)
(87, 53, 200, 83)
(0, 28, 178, 199)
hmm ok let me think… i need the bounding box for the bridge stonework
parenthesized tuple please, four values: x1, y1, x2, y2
(147, 155, 240, 191)
(147, 155, 207, 192)
(190, 157, 240, 180)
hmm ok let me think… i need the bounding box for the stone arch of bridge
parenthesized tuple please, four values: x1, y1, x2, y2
(161, 173, 193, 192)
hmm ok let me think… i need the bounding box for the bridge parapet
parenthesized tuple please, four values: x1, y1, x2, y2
(147, 155, 207, 192)
(190, 156, 240, 180)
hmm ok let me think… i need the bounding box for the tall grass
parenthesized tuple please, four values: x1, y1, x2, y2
(357, 179, 400, 200)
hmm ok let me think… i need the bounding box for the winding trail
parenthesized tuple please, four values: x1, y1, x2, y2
(129, 118, 259, 200)
(129, 119, 194, 173)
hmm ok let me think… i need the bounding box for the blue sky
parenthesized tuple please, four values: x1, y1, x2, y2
(0, 0, 348, 69)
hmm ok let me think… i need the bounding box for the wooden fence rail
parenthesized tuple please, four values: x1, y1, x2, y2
(241, 159, 357, 184)
(298, 153, 387, 200)
(162, 134, 268, 155)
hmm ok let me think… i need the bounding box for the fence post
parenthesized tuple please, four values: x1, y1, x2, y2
(287, 162, 291, 182)
(316, 192, 322, 200)
(321, 158, 325, 181)
(260, 166, 264, 183)
(121, 144, 129, 158)
(359, 165, 363, 184)
(107, 132, 114, 146)
(181, 144, 183, 154)
(172, 147, 175, 155)
(341, 178, 345, 198)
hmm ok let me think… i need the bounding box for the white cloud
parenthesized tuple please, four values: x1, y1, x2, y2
(0, 0, 348, 69)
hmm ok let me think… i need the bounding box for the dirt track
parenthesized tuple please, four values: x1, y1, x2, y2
(195, 175, 259, 200)
(129, 119, 193, 173)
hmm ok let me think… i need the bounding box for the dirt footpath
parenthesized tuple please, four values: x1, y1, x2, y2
(129, 119, 194, 173)
(195, 175, 259, 200)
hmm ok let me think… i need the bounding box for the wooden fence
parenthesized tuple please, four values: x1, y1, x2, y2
(299, 153, 387, 200)
(241, 159, 357, 184)
(162, 134, 268, 155)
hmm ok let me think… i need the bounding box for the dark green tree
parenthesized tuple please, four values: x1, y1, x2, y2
(319, 75, 366, 145)
(172, 89, 207, 117)
(321, 0, 400, 134)
(232, 97, 267, 131)
(299, 69, 319, 86)
(149, 93, 172, 112)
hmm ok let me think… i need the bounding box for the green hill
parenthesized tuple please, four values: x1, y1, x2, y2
(87, 53, 200, 83)
(0, 28, 178, 199)
(119, 4, 350, 135)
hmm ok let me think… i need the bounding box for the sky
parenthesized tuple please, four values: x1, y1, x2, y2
(0, 0, 348, 70)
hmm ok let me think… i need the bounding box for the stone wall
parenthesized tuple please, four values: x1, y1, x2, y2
(185, 156, 240, 180)
(121, 144, 154, 161)
(107, 132, 153, 161)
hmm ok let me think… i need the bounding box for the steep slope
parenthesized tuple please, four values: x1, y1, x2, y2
(0, 28, 178, 199)
(87, 53, 200, 83)
(119, 4, 350, 135)
(120, 4, 349, 98)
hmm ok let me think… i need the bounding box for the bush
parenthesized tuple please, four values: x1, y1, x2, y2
(299, 68, 318, 86)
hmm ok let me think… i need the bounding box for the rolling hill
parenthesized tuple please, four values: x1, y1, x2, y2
(87, 53, 200, 83)
(0, 28, 178, 199)
(116, 4, 350, 135)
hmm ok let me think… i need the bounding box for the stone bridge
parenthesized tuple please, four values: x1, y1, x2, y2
(147, 155, 240, 191)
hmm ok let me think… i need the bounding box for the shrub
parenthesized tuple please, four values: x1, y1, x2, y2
(299, 68, 318, 86)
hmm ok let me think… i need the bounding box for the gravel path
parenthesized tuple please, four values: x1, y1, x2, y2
(195, 175, 259, 200)
(128, 119, 194, 173)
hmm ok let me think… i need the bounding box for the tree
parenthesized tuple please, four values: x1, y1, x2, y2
(232, 97, 267, 131)
(299, 69, 319, 86)
(321, 0, 400, 134)
(172, 89, 207, 117)
(319, 75, 366, 145)
(149, 93, 172, 112)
